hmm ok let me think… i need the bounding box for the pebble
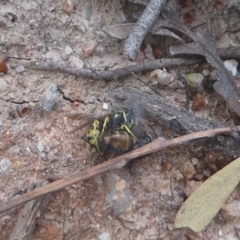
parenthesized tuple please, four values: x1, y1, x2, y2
(185, 73, 204, 90)
(223, 59, 238, 76)
(65, 45, 73, 55)
(0, 80, 8, 92)
(180, 160, 196, 180)
(105, 173, 132, 216)
(68, 56, 84, 69)
(98, 232, 111, 240)
(191, 157, 199, 165)
(202, 69, 211, 76)
(184, 180, 202, 197)
(0, 158, 12, 173)
(41, 84, 60, 111)
(102, 102, 108, 109)
(37, 139, 45, 152)
(150, 69, 174, 86)
(77, 21, 87, 33)
(16, 65, 25, 73)
(211, 69, 218, 80)
(222, 200, 240, 220)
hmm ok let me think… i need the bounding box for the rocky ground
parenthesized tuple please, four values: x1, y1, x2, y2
(0, 0, 240, 239)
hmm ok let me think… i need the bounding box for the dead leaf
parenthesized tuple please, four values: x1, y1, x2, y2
(174, 157, 240, 232)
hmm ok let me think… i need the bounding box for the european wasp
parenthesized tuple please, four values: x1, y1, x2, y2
(83, 111, 151, 159)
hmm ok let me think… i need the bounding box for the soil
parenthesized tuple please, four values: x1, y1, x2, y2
(1, 0, 240, 239)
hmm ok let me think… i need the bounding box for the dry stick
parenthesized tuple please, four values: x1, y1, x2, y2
(124, 0, 167, 60)
(0, 126, 239, 214)
(24, 58, 201, 81)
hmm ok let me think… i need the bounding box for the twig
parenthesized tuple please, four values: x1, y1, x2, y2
(0, 126, 239, 213)
(124, 0, 167, 60)
(23, 58, 201, 80)
(170, 44, 240, 60)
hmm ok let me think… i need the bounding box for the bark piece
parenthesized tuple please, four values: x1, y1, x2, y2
(9, 180, 50, 240)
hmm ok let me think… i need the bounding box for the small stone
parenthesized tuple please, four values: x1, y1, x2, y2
(222, 200, 240, 220)
(9, 92, 16, 99)
(0, 80, 8, 92)
(202, 69, 211, 76)
(39, 152, 46, 158)
(191, 157, 199, 165)
(150, 69, 174, 86)
(180, 160, 196, 180)
(105, 173, 132, 216)
(65, 45, 73, 55)
(41, 84, 60, 111)
(224, 59, 238, 76)
(29, 19, 35, 27)
(0, 158, 12, 173)
(37, 139, 45, 152)
(102, 102, 108, 109)
(184, 180, 202, 197)
(98, 232, 111, 240)
(211, 69, 218, 80)
(203, 169, 211, 177)
(68, 56, 84, 69)
(78, 21, 87, 33)
(16, 65, 25, 73)
(185, 73, 204, 90)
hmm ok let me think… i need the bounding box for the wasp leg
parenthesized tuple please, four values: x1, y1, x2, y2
(120, 124, 137, 142)
(100, 116, 109, 138)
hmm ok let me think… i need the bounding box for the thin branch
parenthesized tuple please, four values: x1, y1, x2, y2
(23, 58, 202, 80)
(124, 0, 167, 60)
(0, 126, 239, 213)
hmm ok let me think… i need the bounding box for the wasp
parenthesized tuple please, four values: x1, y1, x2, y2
(70, 111, 151, 159)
